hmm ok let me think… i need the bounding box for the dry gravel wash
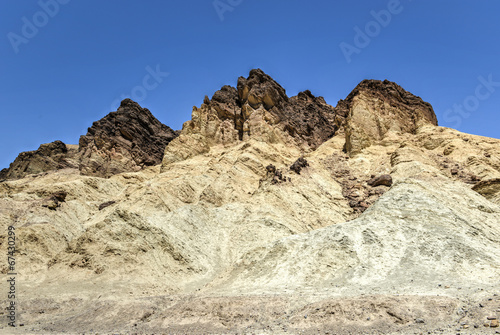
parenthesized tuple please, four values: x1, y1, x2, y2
(1, 126, 500, 334)
(0, 294, 500, 334)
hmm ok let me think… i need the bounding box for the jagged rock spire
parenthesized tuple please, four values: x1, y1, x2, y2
(162, 69, 340, 168)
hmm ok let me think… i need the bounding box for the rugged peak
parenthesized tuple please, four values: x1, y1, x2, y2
(339, 79, 438, 126)
(239, 68, 283, 89)
(296, 90, 316, 101)
(351, 78, 409, 95)
(116, 98, 161, 123)
(79, 99, 178, 177)
(118, 98, 143, 110)
(337, 79, 439, 156)
(162, 70, 339, 168)
(36, 140, 68, 156)
(237, 68, 289, 111)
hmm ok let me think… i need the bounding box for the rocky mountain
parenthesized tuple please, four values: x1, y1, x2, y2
(78, 98, 179, 177)
(0, 98, 178, 180)
(1, 69, 499, 334)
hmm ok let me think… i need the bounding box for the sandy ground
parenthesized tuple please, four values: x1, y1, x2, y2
(1, 290, 499, 334)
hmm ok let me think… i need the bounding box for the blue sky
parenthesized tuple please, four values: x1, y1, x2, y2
(1, 0, 499, 169)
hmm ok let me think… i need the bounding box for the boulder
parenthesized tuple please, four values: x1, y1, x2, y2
(367, 174, 393, 187)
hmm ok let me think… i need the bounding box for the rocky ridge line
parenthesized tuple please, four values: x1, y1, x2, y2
(162, 69, 439, 169)
(1, 99, 179, 180)
(2, 70, 439, 180)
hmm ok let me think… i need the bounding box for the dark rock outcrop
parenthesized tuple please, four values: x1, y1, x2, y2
(285, 90, 338, 149)
(367, 174, 393, 187)
(264, 164, 289, 185)
(237, 69, 289, 112)
(208, 85, 241, 125)
(0, 141, 78, 180)
(335, 79, 438, 128)
(78, 99, 179, 177)
(237, 69, 338, 149)
(1, 99, 179, 180)
(290, 157, 309, 175)
(51, 191, 68, 203)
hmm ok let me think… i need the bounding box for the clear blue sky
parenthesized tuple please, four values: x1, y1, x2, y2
(1, 0, 499, 169)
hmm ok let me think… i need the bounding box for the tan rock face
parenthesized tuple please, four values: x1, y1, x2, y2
(337, 79, 438, 156)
